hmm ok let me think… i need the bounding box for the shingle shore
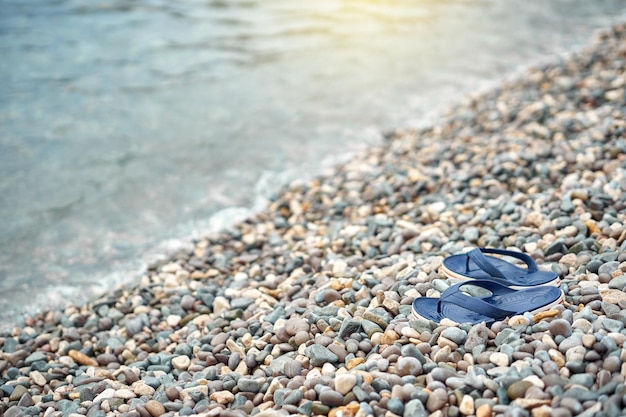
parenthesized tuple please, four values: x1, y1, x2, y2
(2, 24, 626, 417)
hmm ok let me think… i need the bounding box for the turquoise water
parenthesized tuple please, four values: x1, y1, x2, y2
(1, 0, 625, 326)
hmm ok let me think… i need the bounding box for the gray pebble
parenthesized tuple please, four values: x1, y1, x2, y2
(304, 345, 338, 366)
(403, 399, 427, 417)
(319, 389, 343, 407)
(549, 319, 572, 337)
(441, 327, 467, 345)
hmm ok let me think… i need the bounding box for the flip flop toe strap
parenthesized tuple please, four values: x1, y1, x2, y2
(467, 248, 539, 278)
(438, 280, 517, 320)
(466, 249, 506, 278)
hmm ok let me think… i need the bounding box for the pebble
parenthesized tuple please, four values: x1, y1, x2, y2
(334, 373, 357, 395)
(396, 357, 422, 376)
(507, 380, 534, 400)
(441, 327, 467, 345)
(145, 400, 166, 417)
(305, 345, 339, 366)
(284, 359, 302, 378)
(319, 389, 344, 407)
(3, 21, 626, 417)
(404, 399, 427, 417)
(490, 352, 510, 367)
(608, 274, 626, 290)
(549, 319, 572, 337)
(459, 395, 474, 415)
(426, 388, 448, 412)
(171, 355, 191, 370)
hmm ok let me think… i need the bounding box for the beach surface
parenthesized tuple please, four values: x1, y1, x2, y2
(2, 23, 626, 417)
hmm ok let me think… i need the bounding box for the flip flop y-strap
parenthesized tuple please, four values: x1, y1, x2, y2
(437, 280, 517, 320)
(466, 248, 538, 278)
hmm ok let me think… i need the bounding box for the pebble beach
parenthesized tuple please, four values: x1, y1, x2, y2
(2, 21, 626, 417)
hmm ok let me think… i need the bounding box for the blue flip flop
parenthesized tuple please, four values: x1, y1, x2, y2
(441, 248, 560, 289)
(411, 280, 563, 325)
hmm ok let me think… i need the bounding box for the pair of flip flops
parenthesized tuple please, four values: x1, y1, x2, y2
(412, 248, 563, 325)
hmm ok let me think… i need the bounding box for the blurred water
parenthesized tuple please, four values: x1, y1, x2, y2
(1, 0, 625, 326)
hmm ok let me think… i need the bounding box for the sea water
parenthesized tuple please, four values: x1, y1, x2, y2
(1, 0, 625, 328)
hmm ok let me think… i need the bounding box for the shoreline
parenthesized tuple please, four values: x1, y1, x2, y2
(2, 23, 626, 417)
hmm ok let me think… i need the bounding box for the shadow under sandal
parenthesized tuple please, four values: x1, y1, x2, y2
(441, 247, 560, 289)
(411, 280, 563, 325)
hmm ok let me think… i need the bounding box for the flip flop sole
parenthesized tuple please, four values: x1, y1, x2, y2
(440, 263, 561, 290)
(411, 289, 564, 325)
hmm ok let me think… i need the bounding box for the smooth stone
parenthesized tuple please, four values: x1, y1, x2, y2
(237, 378, 261, 393)
(603, 356, 622, 373)
(562, 387, 598, 401)
(396, 357, 423, 377)
(387, 398, 405, 415)
(284, 389, 303, 405)
(145, 400, 166, 416)
(599, 262, 620, 276)
(490, 352, 510, 367)
(559, 336, 582, 353)
(569, 373, 594, 388)
(319, 389, 343, 407)
(441, 327, 467, 345)
(361, 320, 384, 337)
(338, 318, 362, 339)
(559, 397, 583, 415)
(334, 373, 357, 395)
(4, 406, 23, 417)
(551, 407, 574, 417)
(9, 384, 28, 402)
(459, 395, 474, 415)
(587, 260, 603, 274)
(311, 404, 330, 416)
(401, 344, 427, 364)
(608, 275, 626, 290)
(476, 403, 492, 417)
(305, 345, 338, 366)
(600, 318, 624, 333)
(549, 319, 572, 337)
(494, 328, 519, 347)
(507, 381, 533, 400)
(284, 359, 302, 378)
(171, 356, 190, 371)
(24, 352, 48, 365)
(426, 388, 447, 412)
(403, 399, 427, 417)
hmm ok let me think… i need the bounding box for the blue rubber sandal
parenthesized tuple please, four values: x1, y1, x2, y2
(412, 280, 563, 325)
(441, 248, 559, 289)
